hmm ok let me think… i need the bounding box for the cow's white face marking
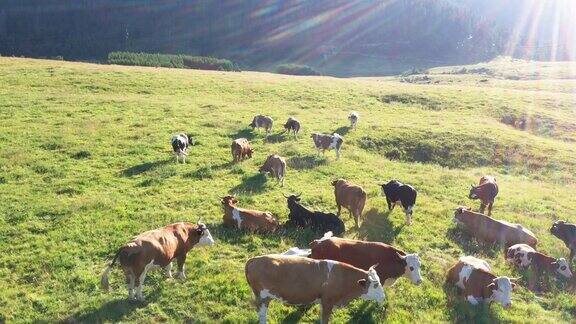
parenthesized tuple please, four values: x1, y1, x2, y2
(466, 295, 480, 305)
(457, 265, 473, 289)
(402, 254, 422, 284)
(282, 247, 311, 256)
(556, 258, 573, 278)
(232, 208, 243, 229)
(488, 277, 513, 308)
(360, 267, 385, 304)
(198, 227, 215, 246)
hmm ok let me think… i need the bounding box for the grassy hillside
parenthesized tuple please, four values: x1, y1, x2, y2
(0, 57, 575, 323)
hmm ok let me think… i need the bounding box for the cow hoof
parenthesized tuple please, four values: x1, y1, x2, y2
(176, 272, 186, 280)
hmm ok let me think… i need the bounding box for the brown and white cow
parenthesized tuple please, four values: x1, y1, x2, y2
(231, 138, 254, 162)
(245, 254, 384, 324)
(447, 256, 517, 307)
(100, 222, 214, 301)
(259, 154, 286, 186)
(453, 207, 538, 247)
(332, 179, 366, 228)
(283, 117, 301, 139)
(348, 111, 359, 129)
(310, 232, 422, 287)
(221, 195, 278, 233)
(250, 115, 274, 137)
(312, 133, 343, 160)
(504, 245, 572, 288)
(469, 176, 499, 216)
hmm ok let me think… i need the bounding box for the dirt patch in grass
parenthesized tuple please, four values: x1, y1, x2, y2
(377, 93, 443, 110)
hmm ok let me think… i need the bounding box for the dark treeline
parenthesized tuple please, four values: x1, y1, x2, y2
(0, 0, 536, 75)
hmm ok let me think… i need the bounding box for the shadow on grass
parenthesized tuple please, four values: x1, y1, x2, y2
(446, 227, 500, 258)
(349, 302, 383, 324)
(287, 155, 327, 170)
(229, 173, 268, 194)
(443, 281, 497, 324)
(266, 132, 288, 143)
(230, 128, 256, 141)
(358, 208, 403, 244)
(70, 290, 161, 323)
(121, 160, 171, 177)
(334, 126, 352, 136)
(280, 306, 310, 324)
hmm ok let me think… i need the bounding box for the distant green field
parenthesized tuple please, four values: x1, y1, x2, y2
(0, 57, 575, 323)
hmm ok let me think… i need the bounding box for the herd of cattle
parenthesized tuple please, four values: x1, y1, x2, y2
(101, 112, 576, 323)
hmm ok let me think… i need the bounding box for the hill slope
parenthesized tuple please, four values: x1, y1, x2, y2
(0, 58, 575, 322)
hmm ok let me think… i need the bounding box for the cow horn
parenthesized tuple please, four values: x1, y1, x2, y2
(396, 252, 405, 259)
(282, 193, 290, 198)
(296, 192, 302, 198)
(509, 277, 521, 282)
(369, 263, 379, 270)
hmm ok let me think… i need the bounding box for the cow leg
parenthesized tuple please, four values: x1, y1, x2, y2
(570, 247, 575, 262)
(123, 268, 136, 299)
(255, 299, 270, 324)
(386, 198, 392, 211)
(134, 260, 154, 301)
(405, 211, 412, 225)
(487, 202, 493, 216)
(164, 262, 173, 278)
(466, 295, 479, 305)
(479, 203, 486, 214)
(336, 204, 342, 216)
(320, 302, 333, 324)
(176, 254, 187, 280)
(335, 149, 340, 160)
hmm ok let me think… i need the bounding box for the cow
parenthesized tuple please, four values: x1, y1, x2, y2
(348, 111, 359, 129)
(245, 254, 384, 324)
(283, 117, 301, 139)
(550, 220, 576, 261)
(380, 180, 417, 225)
(100, 222, 214, 301)
(309, 232, 422, 287)
(221, 195, 278, 233)
(171, 133, 194, 163)
(520, 251, 573, 291)
(231, 138, 254, 163)
(505, 243, 535, 267)
(468, 176, 499, 216)
(332, 179, 366, 228)
(453, 207, 538, 248)
(250, 115, 274, 138)
(259, 154, 286, 186)
(312, 133, 343, 160)
(284, 194, 345, 236)
(446, 256, 517, 307)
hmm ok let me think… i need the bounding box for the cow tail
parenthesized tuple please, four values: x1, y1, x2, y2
(101, 248, 121, 292)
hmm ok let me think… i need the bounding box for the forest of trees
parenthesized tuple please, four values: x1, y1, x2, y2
(0, 0, 570, 76)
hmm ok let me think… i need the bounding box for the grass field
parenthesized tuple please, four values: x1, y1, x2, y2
(0, 57, 575, 323)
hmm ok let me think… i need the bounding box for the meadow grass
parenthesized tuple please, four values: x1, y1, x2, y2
(0, 57, 575, 323)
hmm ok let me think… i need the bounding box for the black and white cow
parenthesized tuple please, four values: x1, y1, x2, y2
(171, 133, 194, 163)
(285, 194, 345, 236)
(348, 111, 359, 129)
(381, 180, 417, 225)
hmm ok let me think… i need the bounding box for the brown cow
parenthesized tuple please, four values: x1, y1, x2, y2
(524, 251, 573, 291)
(231, 138, 253, 162)
(332, 179, 366, 228)
(312, 133, 343, 160)
(309, 232, 422, 287)
(259, 154, 286, 186)
(250, 115, 274, 137)
(100, 222, 214, 301)
(245, 254, 384, 324)
(283, 117, 300, 139)
(453, 207, 538, 247)
(446, 256, 516, 307)
(221, 195, 278, 232)
(469, 176, 499, 215)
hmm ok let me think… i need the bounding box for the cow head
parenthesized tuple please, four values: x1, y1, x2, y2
(359, 264, 385, 304)
(485, 276, 516, 308)
(195, 222, 215, 247)
(453, 206, 472, 225)
(283, 193, 301, 204)
(397, 252, 422, 285)
(249, 117, 257, 129)
(549, 220, 566, 237)
(331, 179, 345, 187)
(468, 185, 479, 199)
(552, 258, 573, 278)
(247, 147, 254, 158)
(187, 134, 195, 146)
(311, 132, 318, 142)
(221, 195, 239, 206)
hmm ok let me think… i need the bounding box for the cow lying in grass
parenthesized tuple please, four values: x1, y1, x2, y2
(221, 195, 278, 233)
(245, 254, 384, 324)
(284, 194, 345, 236)
(101, 222, 214, 301)
(447, 256, 517, 307)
